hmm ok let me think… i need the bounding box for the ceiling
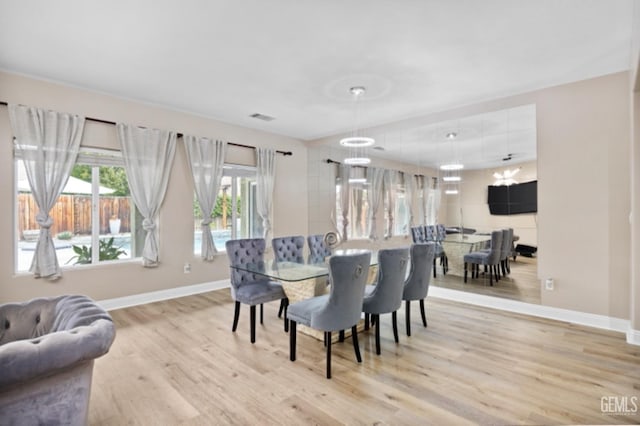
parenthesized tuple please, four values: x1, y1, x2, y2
(0, 1, 633, 168)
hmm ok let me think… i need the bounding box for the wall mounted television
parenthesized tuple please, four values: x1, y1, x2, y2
(487, 180, 537, 215)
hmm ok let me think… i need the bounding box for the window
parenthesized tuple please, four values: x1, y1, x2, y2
(15, 148, 140, 271)
(193, 164, 260, 254)
(335, 171, 370, 240)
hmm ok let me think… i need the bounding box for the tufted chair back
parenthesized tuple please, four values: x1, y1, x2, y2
(410, 226, 426, 243)
(436, 224, 447, 242)
(425, 225, 436, 241)
(225, 238, 267, 290)
(307, 234, 332, 263)
(272, 236, 305, 263)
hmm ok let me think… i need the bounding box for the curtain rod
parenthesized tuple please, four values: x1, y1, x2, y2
(0, 101, 292, 156)
(326, 158, 429, 179)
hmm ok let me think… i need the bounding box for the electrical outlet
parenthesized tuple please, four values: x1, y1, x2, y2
(184, 263, 191, 274)
(544, 278, 554, 291)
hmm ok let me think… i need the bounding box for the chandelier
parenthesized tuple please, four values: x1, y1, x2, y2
(341, 86, 374, 165)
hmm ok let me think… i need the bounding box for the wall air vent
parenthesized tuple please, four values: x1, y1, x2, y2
(249, 113, 275, 122)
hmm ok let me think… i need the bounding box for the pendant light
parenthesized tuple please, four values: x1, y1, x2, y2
(341, 86, 374, 165)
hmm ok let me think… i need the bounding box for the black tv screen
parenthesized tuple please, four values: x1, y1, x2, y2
(488, 180, 537, 215)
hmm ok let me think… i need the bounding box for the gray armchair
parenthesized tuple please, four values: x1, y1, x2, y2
(226, 238, 288, 343)
(287, 251, 371, 379)
(363, 247, 410, 355)
(0, 295, 115, 426)
(307, 234, 332, 264)
(403, 243, 436, 336)
(464, 230, 503, 286)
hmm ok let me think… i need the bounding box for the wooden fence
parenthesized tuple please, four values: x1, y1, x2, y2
(18, 193, 131, 239)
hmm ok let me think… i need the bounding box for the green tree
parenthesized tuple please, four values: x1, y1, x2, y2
(70, 165, 130, 196)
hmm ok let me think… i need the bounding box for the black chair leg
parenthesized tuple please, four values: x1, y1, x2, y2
(339, 330, 345, 342)
(351, 325, 362, 363)
(283, 299, 289, 332)
(250, 305, 256, 343)
(420, 299, 427, 327)
(232, 301, 240, 332)
(326, 331, 332, 379)
(260, 303, 264, 325)
(464, 263, 468, 283)
(392, 311, 399, 343)
(375, 314, 381, 355)
(433, 258, 437, 278)
(405, 301, 411, 336)
(289, 320, 297, 361)
(364, 313, 370, 330)
(278, 299, 284, 318)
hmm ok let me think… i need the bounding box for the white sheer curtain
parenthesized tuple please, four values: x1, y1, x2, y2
(117, 123, 176, 267)
(426, 178, 442, 226)
(9, 105, 84, 279)
(184, 135, 227, 260)
(367, 167, 384, 240)
(384, 170, 398, 238)
(338, 164, 351, 241)
(256, 147, 276, 240)
(417, 175, 426, 225)
(404, 172, 416, 229)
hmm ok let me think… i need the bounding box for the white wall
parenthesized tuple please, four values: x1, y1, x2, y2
(443, 160, 538, 246)
(0, 71, 308, 303)
(308, 72, 631, 319)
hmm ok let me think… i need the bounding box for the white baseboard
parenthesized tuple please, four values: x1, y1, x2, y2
(628, 328, 640, 345)
(429, 286, 631, 336)
(97, 279, 640, 347)
(98, 279, 230, 311)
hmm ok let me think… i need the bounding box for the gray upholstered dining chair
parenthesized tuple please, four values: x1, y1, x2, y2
(463, 230, 503, 286)
(410, 226, 427, 243)
(226, 238, 288, 343)
(362, 247, 410, 355)
(287, 251, 371, 379)
(272, 235, 305, 264)
(403, 242, 436, 336)
(500, 228, 514, 275)
(272, 235, 305, 320)
(426, 225, 447, 278)
(307, 234, 332, 264)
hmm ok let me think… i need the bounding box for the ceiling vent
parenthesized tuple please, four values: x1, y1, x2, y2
(249, 113, 275, 122)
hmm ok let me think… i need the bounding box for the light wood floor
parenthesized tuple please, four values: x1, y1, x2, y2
(89, 290, 639, 425)
(432, 256, 541, 304)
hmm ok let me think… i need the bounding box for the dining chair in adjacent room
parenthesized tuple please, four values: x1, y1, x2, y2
(362, 247, 410, 355)
(426, 225, 447, 278)
(226, 238, 289, 343)
(307, 234, 332, 263)
(463, 230, 503, 286)
(287, 251, 371, 379)
(402, 242, 436, 336)
(502, 228, 514, 275)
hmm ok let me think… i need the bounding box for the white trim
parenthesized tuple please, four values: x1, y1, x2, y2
(98, 279, 230, 311)
(429, 286, 630, 334)
(96, 278, 640, 346)
(627, 328, 640, 346)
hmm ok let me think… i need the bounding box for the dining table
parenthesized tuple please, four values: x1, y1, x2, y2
(440, 233, 492, 276)
(231, 249, 379, 341)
